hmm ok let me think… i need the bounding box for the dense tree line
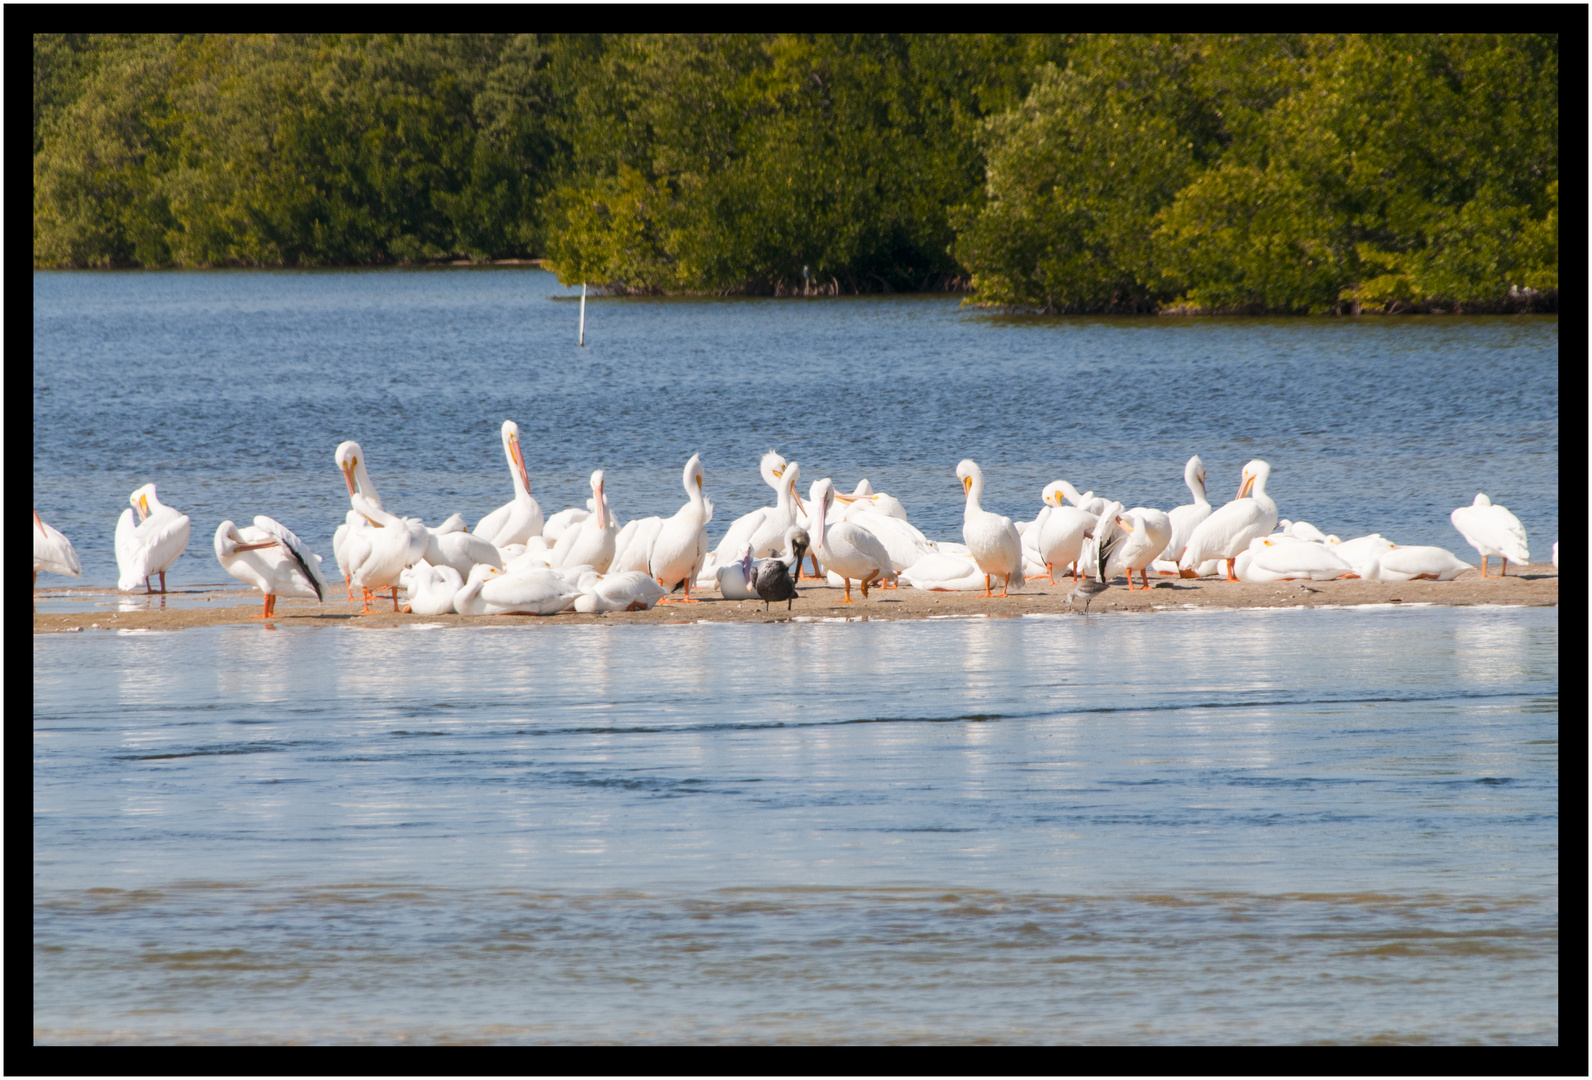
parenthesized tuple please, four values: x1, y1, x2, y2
(34, 33, 1556, 313)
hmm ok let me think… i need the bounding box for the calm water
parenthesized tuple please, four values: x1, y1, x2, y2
(34, 607, 1557, 1044)
(33, 270, 1557, 587)
(34, 271, 1558, 1043)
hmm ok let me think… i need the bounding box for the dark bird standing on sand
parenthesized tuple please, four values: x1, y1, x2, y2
(1069, 530, 1122, 614)
(752, 527, 809, 611)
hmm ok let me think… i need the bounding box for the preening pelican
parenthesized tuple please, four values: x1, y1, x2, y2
(1037, 485, 1097, 584)
(347, 492, 420, 613)
(809, 477, 893, 601)
(424, 513, 504, 579)
(1107, 509, 1173, 589)
(650, 454, 712, 601)
(474, 420, 544, 547)
(401, 561, 466, 615)
(711, 451, 792, 563)
(1049, 479, 1108, 517)
(215, 517, 327, 619)
(115, 483, 190, 593)
(956, 459, 1024, 597)
(1179, 459, 1278, 581)
(555, 471, 619, 573)
(33, 509, 82, 610)
(1450, 493, 1530, 576)
(333, 441, 384, 601)
(1159, 455, 1212, 568)
(715, 544, 760, 600)
(843, 507, 934, 580)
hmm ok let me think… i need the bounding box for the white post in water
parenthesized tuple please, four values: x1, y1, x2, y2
(578, 283, 587, 347)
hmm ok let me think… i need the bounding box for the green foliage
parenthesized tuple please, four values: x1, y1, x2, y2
(34, 33, 1557, 312)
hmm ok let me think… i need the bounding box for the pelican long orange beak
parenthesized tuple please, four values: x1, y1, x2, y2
(510, 437, 531, 493)
(962, 477, 972, 495)
(1238, 475, 1255, 499)
(138, 493, 150, 521)
(342, 459, 358, 496)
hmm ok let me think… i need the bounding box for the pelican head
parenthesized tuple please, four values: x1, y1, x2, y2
(129, 483, 158, 522)
(334, 441, 365, 498)
(1041, 480, 1069, 508)
(1473, 492, 1492, 507)
(760, 450, 787, 486)
(501, 421, 531, 496)
(956, 459, 982, 499)
(1237, 459, 1271, 500)
(683, 453, 704, 495)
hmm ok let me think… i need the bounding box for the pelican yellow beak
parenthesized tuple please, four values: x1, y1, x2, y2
(1238, 475, 1255, 499)
(772, 466, 784, 479)
(962, 477, 972, 495)
(139, 494, 150, 519)
(342, 459, 358, 496)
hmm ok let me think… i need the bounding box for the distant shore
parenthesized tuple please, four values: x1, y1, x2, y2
(33, 565, 1558, 633)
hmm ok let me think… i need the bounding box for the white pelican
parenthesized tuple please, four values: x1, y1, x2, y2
(611, 515, 665, 575)
(1233, 536, 1354, 582)
(401, 561, 466, 615)
(901, 551, 987, 591)
(422, 514, 503, 579)
(956, 459, 1024, 597)
(1450, 493, 1530, 576)
(454, 564, 578, 615)
(1179, 459, 1278, 581)
(1049, 479, 1108, 517)
(715, 544, 760, 599)
(474, 420, 544, 547)
(809, 477, 892, 601)
(1037, 485, 1097, 584)
(556, 471, 619, 572)
(650, 454, 712, 601)
(115, 483, 190, 593)
(214, 517, 327, 619)
(33, 509, 82, 609)
(573, 570, 668, 613)
(348, 492, 418, 613)
(1159, 455, 1212, 568)
(711, 451, 791, 562)
(543, 505, 591, 545)
(837, 484, 909, 523)
(843, 508, 934, 580)
(1360, 546, 1473, 581)
(333, 441, 388, 601)
(1107, 509, 1173, 589)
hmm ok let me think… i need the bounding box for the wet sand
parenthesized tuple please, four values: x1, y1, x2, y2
(33, 564, 1558, 632)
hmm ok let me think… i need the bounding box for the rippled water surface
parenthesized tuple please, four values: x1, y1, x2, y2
(35, 272, 1558, 1043)
(35, 607, 1557, 1044)
(33, 270, 1557, 587)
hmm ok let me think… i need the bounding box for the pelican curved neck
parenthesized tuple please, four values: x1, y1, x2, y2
(1185, 461, 1209, 508)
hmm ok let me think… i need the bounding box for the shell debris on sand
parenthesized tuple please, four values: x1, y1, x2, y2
(32, 565, 1558, 632)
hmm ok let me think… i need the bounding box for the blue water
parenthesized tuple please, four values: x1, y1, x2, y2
(33, 270, 1558, 589)
(33, 271, 1558, 1044)
(34, 607, 1557, 1044)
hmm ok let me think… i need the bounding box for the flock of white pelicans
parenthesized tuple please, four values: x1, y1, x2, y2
(33, 419, 1552, 618)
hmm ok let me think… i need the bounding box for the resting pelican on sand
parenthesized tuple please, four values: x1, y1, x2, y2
(1450, 493, 1530, 576)
(1179, 460, 1278, 581)
(1233, 536, 1354, 582)
(809, 478, 892, 601)
(1360, 546, 1474, 581)
(474, 421, 544, 547)
(115, 483, 190, 593)
(401, 561, 466, 615)
(957, 460, 1024, 597)
(33, 509, 82, 609)
(573, 570, 668, 613)
(650, 454, 712, 601)
(1159, 456, 1212, 568)
(454, 564, 579, 616)
(215, 517, 327, 619)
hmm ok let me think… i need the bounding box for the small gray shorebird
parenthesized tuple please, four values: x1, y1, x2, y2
(1068, 530, 1122, 614)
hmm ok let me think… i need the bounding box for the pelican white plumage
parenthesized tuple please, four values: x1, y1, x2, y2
(1049, 479, 1109, 517)
(474, 420, 544, 547)
(1360, 546, 1473, 582)
(809, 477, 893, 601)
(1450, 493, 1530, 576)
(115, 483, 191, 593)
(900, 551, 987, 591)
(556, 471, 619, 573)
(711, 451, 791, 563)
(542, 505, 591, 545)
(333, 441, 386, 601)
(401, 561, 466, 615)
(956, 459, 1024, 597)
(573, 570, 668, 613)
(1233, 536, 1354, 582)
(1159, 455, 1212, 568)
(611, 515, 665, 575)
(650, 454, 712, 601)
(214, 517, 327, 619)
(34, 509, 82, 609)
(1036, 485, 1097, 584)
(453, 563, 579, 616)
(844, 508, 934, 578)
(347, 492, 417, 613)
(715, 544, 760, 600)
(1178, 460, 1278, 581)
(421, 513, 503, 579)
(1107, 508, 1174, 589)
